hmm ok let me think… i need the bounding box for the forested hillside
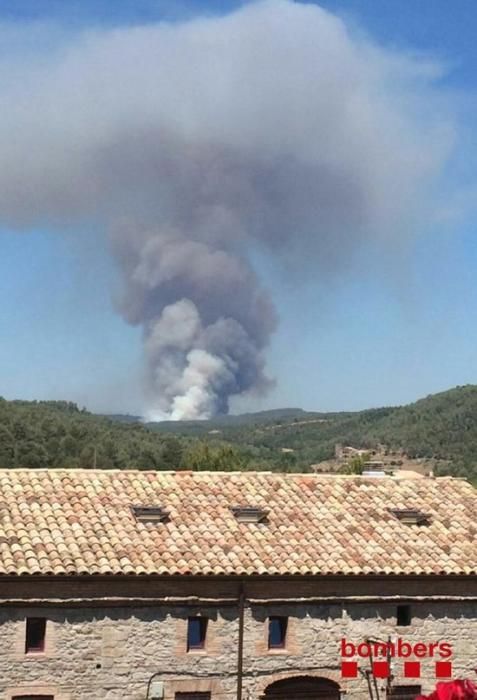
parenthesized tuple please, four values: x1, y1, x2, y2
(0, 399, 253, 471)
(149, 385, 477, 479)
(2, 385, 477, 479)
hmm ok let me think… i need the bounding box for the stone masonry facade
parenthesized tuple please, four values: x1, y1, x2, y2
(0, 471, 475, 700)
(0, 577, 476, 700)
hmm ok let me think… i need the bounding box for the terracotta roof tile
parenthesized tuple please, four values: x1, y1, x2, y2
(0, 470, 475, 577)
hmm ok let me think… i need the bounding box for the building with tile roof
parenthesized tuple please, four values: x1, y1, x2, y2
(0, 469, 476, 700)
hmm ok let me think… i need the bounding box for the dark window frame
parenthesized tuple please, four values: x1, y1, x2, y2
(187, 616, 208, 651)
(25, 617, 47, 654)
(396, 604, 412, 627)
(387, 685, 422, 700)
(268, 616, 288, 649)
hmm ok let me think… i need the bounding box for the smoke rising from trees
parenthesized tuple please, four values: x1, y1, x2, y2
(0, 0, 453, 418)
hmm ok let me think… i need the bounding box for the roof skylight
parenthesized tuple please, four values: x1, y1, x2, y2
(132, 505, 170, 523)
(231, 506, 268, 523)
(389, 508, 430, 526)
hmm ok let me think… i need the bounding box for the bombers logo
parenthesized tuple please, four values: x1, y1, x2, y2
(340, 638, 453, 679)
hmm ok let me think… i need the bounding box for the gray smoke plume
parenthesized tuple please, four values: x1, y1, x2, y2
(0, 0, 453, 418)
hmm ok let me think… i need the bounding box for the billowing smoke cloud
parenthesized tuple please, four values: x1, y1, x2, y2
(0, 0, 453, 418)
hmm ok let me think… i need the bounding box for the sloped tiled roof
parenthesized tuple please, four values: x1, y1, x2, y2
(0, 469, 475, 577)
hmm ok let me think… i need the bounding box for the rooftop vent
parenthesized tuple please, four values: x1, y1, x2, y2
(132, 505, 170, 523)
(389, 508, 430, 526)
(231, 506, 268, 523)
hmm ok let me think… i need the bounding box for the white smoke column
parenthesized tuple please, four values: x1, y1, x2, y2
(143, 297, 267, 418)
(0, 1, 453, 417)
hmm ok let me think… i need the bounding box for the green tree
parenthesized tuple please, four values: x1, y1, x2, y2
(0, 425, 15, 467)
(161, 438, 184, 469)
(16, 441, 49, 468)
(342, 453, 369, 475)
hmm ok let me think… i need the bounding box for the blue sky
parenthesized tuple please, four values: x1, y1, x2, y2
(1, 0, 477, 416)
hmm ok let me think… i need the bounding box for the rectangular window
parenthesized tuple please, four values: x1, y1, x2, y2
(387, 685, 422, 700)
(13, 696, 54, 700)
(187, 617, 208, 651)
(397, 605, 412, 627)
(268, 616, 288, 649)
(25, 618, 46, 653)
(175, 694, 211, 700)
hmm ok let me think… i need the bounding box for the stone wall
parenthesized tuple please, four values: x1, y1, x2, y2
(245, 601, 477, 699)
(0, 597, 476, 700)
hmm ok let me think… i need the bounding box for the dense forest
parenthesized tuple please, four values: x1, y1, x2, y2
(2, 385, 477, 480)
(0, 399, 256, 471)
(149, 385, 477, 480)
